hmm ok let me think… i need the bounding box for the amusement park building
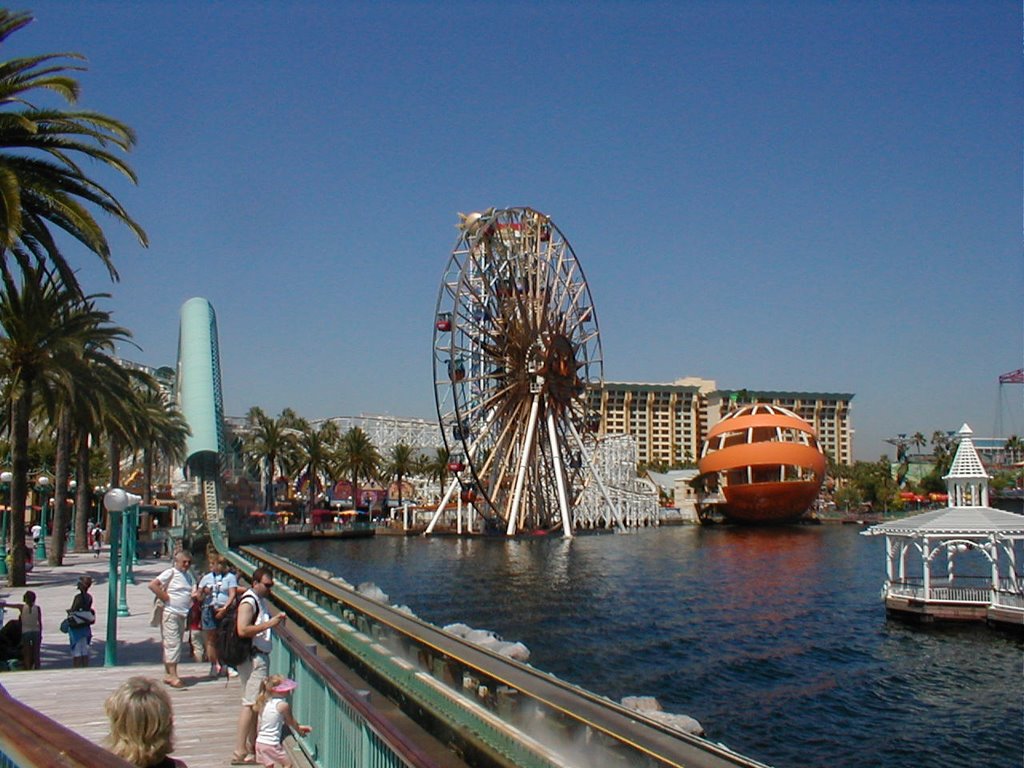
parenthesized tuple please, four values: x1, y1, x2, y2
(591, 379, 854, 468)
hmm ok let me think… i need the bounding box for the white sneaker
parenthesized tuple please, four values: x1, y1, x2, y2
(226, 667, 239, 678)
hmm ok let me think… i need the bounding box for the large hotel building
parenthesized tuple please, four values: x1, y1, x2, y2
(590, 377, 854, 467)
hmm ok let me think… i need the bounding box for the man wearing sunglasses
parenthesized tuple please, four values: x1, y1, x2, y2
(232, 567, 286, 765)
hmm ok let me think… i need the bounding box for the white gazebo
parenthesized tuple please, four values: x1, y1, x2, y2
(863, 424, 1024, 628)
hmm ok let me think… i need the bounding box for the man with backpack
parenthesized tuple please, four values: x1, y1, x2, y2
(231, 567, 286, 765)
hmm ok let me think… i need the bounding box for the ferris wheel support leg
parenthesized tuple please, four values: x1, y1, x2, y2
(508, 393, 542, 536)
(568, 420, 626, 533)
(546, 411, 574, 539)
(425, 477, 461, 535)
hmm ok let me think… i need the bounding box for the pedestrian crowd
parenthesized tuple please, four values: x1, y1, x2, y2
(1, 543, 305, 767)
(146, 555, 303, 767)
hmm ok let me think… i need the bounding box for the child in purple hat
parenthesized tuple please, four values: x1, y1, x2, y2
(252, 675, 311, 767)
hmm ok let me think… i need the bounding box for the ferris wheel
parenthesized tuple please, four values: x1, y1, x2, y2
(429, 207, 622, 536)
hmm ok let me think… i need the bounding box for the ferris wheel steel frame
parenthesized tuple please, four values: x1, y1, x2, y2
(429, 207, 622, 537)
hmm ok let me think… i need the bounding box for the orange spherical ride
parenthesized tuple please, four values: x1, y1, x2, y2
(697, 404, 826, 524)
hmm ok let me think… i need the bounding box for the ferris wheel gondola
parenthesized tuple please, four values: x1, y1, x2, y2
(429, 207, 621, 536)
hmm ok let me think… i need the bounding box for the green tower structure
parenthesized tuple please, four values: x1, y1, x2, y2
(175, 297, 228, 550)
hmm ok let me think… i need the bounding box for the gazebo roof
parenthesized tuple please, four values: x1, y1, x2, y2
(943, 424, 989, 480)
(866, 506, 1024, 536)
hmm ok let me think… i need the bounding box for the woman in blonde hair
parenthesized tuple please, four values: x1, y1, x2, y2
(105, 676, 188, 767)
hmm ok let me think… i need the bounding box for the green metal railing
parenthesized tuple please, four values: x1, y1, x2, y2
(269, 625, 444, 768)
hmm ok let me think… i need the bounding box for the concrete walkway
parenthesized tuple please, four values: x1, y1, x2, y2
(0, 542, 252, 767)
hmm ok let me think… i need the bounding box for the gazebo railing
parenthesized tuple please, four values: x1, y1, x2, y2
(926, 586, 991, 603)
(887, 580, 1024, 607)
(992, 590, 1024, 609)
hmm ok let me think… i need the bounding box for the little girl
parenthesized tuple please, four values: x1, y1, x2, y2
(253, 675, 312, 767)
(19, 591, 41, 670)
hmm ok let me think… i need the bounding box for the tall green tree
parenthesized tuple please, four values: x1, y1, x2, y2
(242, 407, 298, 513)
(0, 265, 132, 585)
(133, 382, 189, 505)
(424, 446, 451, 500)
(0, 9, 146, 293)
(292, 418, 339, 519)
(383, 442, 417, 507)
(1004, 435, 1022, 466)
(334, 427, 380, 512)
(68, 356, 140, 552)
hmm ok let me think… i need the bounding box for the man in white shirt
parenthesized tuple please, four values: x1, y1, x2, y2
(232, 567, 286, 764)
(148, 549, 199, 689)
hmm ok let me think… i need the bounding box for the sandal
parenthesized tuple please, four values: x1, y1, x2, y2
(230, 754, 256, 765)
(164, 678, 185, 689)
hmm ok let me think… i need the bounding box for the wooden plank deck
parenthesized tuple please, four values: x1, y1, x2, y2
(0, 545, 269, 767)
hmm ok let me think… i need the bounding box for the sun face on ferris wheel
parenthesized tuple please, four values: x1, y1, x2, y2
(432, 207, 609, 536)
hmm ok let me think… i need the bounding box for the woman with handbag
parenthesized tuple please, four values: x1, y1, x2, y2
(67, 576, 95, 668)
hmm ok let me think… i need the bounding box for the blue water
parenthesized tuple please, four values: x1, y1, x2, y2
(267, 525, 1023, 768)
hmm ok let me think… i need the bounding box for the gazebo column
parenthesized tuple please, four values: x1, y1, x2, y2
(989, 536, 999, 591)
(922, 537, 931, 596)
(1007, 544, 1017, 591)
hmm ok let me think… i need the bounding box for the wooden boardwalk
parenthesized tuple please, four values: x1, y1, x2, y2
(0, 546, 262, 767)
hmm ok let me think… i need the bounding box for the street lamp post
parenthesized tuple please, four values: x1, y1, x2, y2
(0, 471, 11, 577)
(68, 479, 77, 550)
(102, 487, 139, 666)
(34, 475, 51, 560)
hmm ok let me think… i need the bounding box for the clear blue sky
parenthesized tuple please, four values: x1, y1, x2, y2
(10, 1, 1022, 460)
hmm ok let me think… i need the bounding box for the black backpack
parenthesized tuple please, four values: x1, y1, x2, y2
(216, 593, 257, 667)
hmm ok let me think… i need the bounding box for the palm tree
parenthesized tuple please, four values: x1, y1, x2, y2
(0, 10, 147, 294)
(424, 446, 451, 500)
(911, 432, 926, 457)
(134, 382, 189, 505)
(292, 419, 339, 520)
(1004, 435, 1022, 466)
(383, 443, 417, 507)
(242, 408, 298, 513)
(0, 265, 132, 585)
(68, 356, 138, 552)
(334, 427, 380, 512)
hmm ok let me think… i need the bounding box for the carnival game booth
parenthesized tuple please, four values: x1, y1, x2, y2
(864, 425, 1024, 629)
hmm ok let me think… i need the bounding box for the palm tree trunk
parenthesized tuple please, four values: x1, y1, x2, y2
(8, 387, 32, 587)
(73, 432, 91, 552)
(109, 435, 121, 488)
(266, 452, 276, 513)
(143, 445, 154, 505)
(49, 409, 72, 565)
